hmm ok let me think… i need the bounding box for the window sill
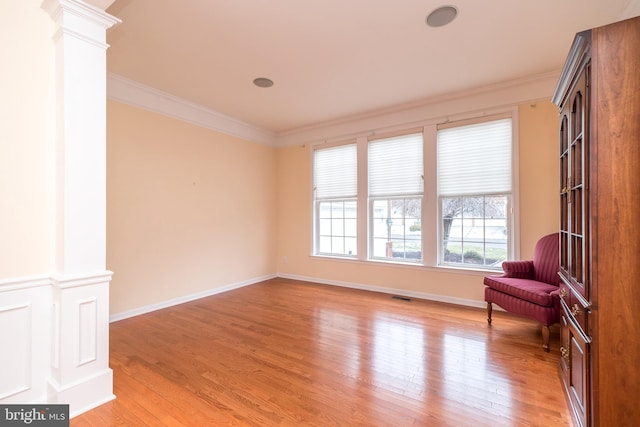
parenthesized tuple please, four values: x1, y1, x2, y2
(310, 254, 503, 275)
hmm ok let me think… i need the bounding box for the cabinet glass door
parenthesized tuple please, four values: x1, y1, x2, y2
(559, 66, 589, 299)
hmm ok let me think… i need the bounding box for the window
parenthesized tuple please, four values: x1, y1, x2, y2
(369, 133, 423, 262)
(313, 143, 358, 256)
(311, 111, 516, 271)
(437, 117, 512, 268)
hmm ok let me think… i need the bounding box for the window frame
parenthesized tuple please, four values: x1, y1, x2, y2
(310, 108, 519, 271)
(367, 130, 424, 263)
(312, 141, 359, 258)
(369, 195, 423, 263)
(432, 112, 518, 270)
(438, 193, 512, 269)
(314, 198, 358, 257)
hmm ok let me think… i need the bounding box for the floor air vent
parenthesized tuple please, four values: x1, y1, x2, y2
(392, 295, 412, 302)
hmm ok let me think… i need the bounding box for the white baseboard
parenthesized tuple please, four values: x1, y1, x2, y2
(277, 273, 489, 310)
(110, 272, 501, 324)
(109, 274, 277, 322)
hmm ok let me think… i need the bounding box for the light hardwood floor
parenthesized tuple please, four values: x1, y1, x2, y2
(72, 278, 574, 426)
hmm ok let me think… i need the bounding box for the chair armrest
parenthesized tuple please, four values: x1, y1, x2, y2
(549, 287, 562, 313)
(501, 260, 534, 279)
(549, 287, 561, 297)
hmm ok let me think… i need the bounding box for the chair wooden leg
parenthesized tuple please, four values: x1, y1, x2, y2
(542, 325, 550, 352)
(487, 302, 492, 325)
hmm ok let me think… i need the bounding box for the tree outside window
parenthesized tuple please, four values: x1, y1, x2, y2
(442, 195, 508, 266)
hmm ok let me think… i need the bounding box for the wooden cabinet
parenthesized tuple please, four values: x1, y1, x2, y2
(552, 16, 640, 427)
(559, 296, 590, 427)
(555, 29, 592, 427)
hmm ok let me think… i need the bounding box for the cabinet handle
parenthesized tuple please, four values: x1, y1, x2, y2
(571, 304, 581, 317)
(560, 288, 568, 298)
(561, 346, 570, 360)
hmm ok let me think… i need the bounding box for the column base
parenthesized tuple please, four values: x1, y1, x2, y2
(47, 368, 115, 417)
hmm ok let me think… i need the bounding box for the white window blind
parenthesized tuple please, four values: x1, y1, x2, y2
(314, 143, 357, 199)
(369, 133, 423, 196)
(437, 118, 512, 196)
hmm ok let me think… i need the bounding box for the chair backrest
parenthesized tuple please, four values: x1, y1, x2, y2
(533, 233, 560, 285)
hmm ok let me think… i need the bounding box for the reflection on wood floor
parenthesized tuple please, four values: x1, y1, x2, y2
(72, 278, 574, 426)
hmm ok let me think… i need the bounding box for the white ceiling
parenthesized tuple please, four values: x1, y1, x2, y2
(106, 0, 639, 135)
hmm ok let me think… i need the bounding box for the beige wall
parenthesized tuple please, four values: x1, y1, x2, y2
(276, 100, 559, 304)
(107, 101, 277, 315)
(0, 1, 55, 278)
(106, 94, 558, 314)
(518, 101, 560, 258)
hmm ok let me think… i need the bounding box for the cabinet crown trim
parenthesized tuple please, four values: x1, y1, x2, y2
(552, 31, 591, 107)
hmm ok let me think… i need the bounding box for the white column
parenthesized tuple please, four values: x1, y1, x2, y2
(41, 0, 120, 417)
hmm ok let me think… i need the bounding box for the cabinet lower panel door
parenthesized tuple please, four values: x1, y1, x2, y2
(562, 308, 589, 427)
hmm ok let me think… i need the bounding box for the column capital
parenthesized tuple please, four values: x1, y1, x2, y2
(42, 0, 120, 46)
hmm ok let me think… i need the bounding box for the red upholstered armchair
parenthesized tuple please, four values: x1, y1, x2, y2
(484, 233, 561, 351)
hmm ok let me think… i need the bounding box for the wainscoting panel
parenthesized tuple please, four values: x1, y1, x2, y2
(78, 298, 97, 366)
(48, 272, 114, 417)
(0, 277, 52, 403)
(0, 303, 30, 399)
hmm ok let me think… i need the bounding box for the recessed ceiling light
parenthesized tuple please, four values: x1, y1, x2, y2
(426, 6, 458, 28)
(253, 77, 274, 88)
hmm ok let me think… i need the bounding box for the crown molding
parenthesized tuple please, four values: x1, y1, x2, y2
(276, 70, 561, 147)
(108, 70, 559, 149)
(107, 73, 277, 146)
